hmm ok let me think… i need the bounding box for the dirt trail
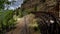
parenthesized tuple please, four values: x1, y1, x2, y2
(5, 14, 35, 34)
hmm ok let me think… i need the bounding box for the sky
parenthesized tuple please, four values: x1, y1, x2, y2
(5, 0, 23, 10)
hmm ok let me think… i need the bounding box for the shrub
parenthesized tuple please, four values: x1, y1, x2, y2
(0, 10, 16, 33)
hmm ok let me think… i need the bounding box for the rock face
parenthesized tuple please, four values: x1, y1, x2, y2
(21, 0, 59, 17)
(31, 12, 60, 34)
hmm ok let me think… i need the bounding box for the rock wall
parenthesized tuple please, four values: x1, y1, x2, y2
(21, 0, 59, 17)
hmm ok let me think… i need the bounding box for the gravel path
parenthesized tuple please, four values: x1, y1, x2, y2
(5, 14, 37, 34)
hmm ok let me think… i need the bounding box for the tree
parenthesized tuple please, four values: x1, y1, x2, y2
(0, 0, 9, 10)
(0, 0, 16, 33)
(0, 0, 16, 10)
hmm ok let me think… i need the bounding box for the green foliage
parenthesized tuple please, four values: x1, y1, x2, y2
(0, 0, 16, 10)
(19, 10, 24, 17)
(19, 9, 30, 18)
(0, 0, 11, 9)
(0, 10, 16, 33)
(0, 0, 16, 33)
